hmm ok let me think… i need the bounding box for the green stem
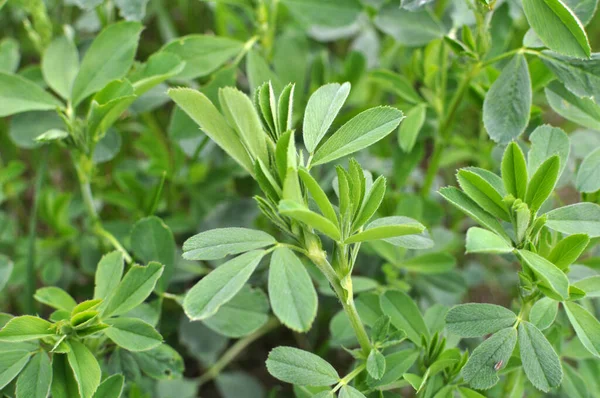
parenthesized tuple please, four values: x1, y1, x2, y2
(332, 363, 367, 393)
(421, 63, 481, 196)
(309, 253, 371, 357)
(73, 156, 133, 263)
(25, 149, 48, 314)
(198, 317, 279, 387)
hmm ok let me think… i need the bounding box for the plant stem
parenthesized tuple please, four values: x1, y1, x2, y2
(25, 149, 48, 314)
(198, 317, 279, 387)
(421, 63, 481, 196)
(332, 363, 367, 393)
(73, 155, 132, 263)
(309, 254, 372, 357)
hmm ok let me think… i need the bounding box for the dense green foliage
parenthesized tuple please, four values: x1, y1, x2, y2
(1, 0, 600, 397)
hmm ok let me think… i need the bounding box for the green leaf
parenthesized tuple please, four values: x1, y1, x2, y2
(183, 228, 276, 261)
(345, 216, 424, 244)
(92, 374, 124, 398)
(34, 287, 77, 311)
(278, 200, 341, 241)
(465, 227, 513, 254)
(130, 52, 184, 95)
(133, 344, 184, 380)
(530, 297, 558, 330)
(352, 176, 386, 231)
(66, 340, 101, 398)
(397, 252, 456, 274)
(398, 103, 427, 153)
(160, 35, 243, 80)
(525, 155, 560, 214)
(104, 317, 163, 352)
(219, 86, 268, 163)
(298, 168, 338, 225)
(204, 285, 269, 338)
(380, 289, 429, 344)
(312, 107, 404, 166)
(576, 147, 600, 193)
(0, 316, 53, 342)
(518, 250, 569, 300)
(457, 169, 510, 221)
(266, 346, 339, 386)
(461, 327, 517, 390)
(0, 72, 62, 117)
(573, 275, 600, 297)
(94, 251, 124, 300)
(522, 0, 590, 58)
(281, 0, 362, 28)
(86, 79, 136, 138)
(542, 51, 600, 102)
(369, 69, 422, 104)
(102, 262, 165, 317)
(545, 203, 600, 237)
(269, 248, 318, 332)
(483, 54, 531, 144)
(368, 350, 419, 388)
(339, 385, 366, 398)
(501, 142, 528, 200)
(446, 303, 517, 337)
(564, 301, 600, 357)
(51, 353, 79, 398)
(0, 350, 31, 390)
(367, 349, 386, 380)
(15, 351, 52, 398)
(439, 187, 510, 241)
(0, 254, 13, 293)
(374, 5, 447, 47)
(562, 0, 598, 25)
(41, 35, 79, 100)
(518, 321, 563, 392)
(527, 125, 570, 176)
(303, 82, 351, 153)
(545, 81, 600, 130)
(547, 233, 589, 270)
(168, 88, 254, 175)
(71, 21, 143, 106)
(131, 216, 175, 293)
(183, 250, 266, 320)
(0, 38, 19, 73)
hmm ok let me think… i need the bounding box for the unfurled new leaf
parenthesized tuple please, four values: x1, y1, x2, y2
(501, 142, 528, 200)
(525, 155, 560, 214)
(458, 169, 510, 221)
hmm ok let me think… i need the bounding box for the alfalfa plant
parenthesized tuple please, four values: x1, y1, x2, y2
(168, 81, 443, 395)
